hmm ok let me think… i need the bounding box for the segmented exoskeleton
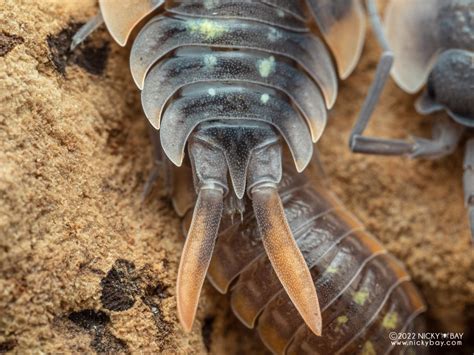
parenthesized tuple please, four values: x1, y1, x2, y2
(73, 0, 427, 353)
(350, 0, 474, 241)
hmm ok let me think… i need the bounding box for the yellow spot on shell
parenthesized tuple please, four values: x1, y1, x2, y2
(257, 56, 276, 78)
(362, 341, 376, 355)
(353, 289, 369, 306)
(334, 314, 348, 332)
(382, 312, 398, 329)
(188, 20, 226, 40)
(326, 266, 338, 274)
(337, 315, 348, 325)
(260, 94, 270, 104)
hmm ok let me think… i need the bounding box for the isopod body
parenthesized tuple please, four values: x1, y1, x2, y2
(73, 0, 427, 353)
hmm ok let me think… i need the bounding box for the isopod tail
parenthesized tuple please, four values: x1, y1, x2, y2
(252, 185, 322, 336)
(179, 120, 324, 335)
(177, 186, 224, 332)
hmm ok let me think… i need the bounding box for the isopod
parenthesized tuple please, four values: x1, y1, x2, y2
(350, 0, 474, 240)
(73, 0, 427, 353)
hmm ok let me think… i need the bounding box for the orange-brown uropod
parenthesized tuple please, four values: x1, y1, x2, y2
(71, 0, 427, 353)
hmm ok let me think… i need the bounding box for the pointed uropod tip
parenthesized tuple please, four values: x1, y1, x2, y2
(308, 312, 322, 337)
(177, 301, 194, 333)
(315, 328, 322, 337)
(176, 261, 201, 334)
(292, 288, 322, 337)
(182, 323, 193, 333)
(284, 283, 323, 337)
(176, 269, 200, 334)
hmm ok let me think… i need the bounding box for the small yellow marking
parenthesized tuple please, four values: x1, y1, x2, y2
(382, 311, 398, 329)
(257, 56, 276, 78)
(352, 289, 369, 306)
(337, 315, 348, 325)
(334, 315, 348, 332)
(326, 266, 338, 274)
(188, 20, 226, 40)
(260, 94, 270, 104)
(208, 88, 216, 96)
(204, 54, 217, 68)
(361, 341, 376, 355)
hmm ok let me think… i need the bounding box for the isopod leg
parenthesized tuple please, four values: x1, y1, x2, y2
(70, 12, 104, 50)
(351, 116, 464, 158)
(348, 0, 425, 156)
(349, 0, 397, 155)
(409, 117, 463, 159)
(349, 0, 465, 158)
(463, 138, 474, 243)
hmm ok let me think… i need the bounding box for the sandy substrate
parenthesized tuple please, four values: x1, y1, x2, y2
(1, 0, 473, 353)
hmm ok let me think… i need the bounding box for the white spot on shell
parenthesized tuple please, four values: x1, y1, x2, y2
(267, 28, 282, 42)
(204, 54, 217, 68)
(257, 56, 276, 78)
(208, 88, 216, 96)
(260, 94, 270, 104)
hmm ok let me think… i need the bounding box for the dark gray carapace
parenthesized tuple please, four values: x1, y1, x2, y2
(350, 0, 474, 241)
(73, 1, 426, 353)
